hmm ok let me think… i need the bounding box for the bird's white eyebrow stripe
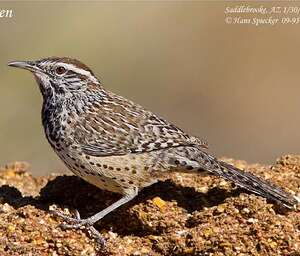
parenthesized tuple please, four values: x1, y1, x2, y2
(56, 62, 99, 83)
(58, 63, 91, 77)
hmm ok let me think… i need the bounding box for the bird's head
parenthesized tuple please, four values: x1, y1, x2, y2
(8, 57, 101, 99)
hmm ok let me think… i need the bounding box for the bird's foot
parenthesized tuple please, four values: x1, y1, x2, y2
(50, 208, 105, 246)
(51, 209, 91, 229)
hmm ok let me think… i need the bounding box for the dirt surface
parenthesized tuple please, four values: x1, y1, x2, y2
(0, 156, 299, 256)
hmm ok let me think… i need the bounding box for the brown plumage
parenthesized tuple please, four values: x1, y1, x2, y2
(8, 57, 299, 244)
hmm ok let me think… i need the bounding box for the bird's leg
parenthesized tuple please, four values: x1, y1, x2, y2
(74, 209, 106, 246)
(50, 189, 138, 229)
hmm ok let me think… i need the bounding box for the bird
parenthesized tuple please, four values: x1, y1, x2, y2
(8, 57, 299, 238)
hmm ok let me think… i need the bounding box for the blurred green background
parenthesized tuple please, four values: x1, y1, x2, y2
(1, 1, 300, 175)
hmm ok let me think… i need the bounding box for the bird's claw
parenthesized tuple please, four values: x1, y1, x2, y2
(50, 208, 106, 246)
(50, 209, 82, 224)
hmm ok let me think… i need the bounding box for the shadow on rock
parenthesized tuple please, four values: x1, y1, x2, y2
(0, 185, 41, 209)
(1, 174, 283, 237)
(39, 176, 239, 213)
(139, 179, 240, 212)
(37, 175, 243, 236)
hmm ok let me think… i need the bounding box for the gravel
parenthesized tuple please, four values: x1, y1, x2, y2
(0, 156, 299, 255)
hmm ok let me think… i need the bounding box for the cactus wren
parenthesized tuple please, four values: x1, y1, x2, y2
(8, 57, 299, 235)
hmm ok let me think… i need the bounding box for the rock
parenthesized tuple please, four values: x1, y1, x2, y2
(0, 156, 299, 255)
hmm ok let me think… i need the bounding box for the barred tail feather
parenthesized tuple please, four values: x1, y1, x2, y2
(198, 152, 298, 209)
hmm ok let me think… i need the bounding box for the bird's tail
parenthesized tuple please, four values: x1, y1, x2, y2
(197, 151, 299, 209)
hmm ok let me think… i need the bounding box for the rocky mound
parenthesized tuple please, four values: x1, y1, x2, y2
(0, 156, 299, 255)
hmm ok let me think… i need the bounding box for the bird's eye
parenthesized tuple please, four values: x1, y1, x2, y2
(55, 66, 66, 75)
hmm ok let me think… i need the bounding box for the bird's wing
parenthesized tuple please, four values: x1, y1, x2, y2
(72, 93, 208, 157)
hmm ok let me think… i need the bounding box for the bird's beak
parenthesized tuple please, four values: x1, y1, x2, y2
(8, 60, 40, 72)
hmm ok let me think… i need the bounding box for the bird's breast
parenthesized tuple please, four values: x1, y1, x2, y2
(42, 103, 74, 151)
